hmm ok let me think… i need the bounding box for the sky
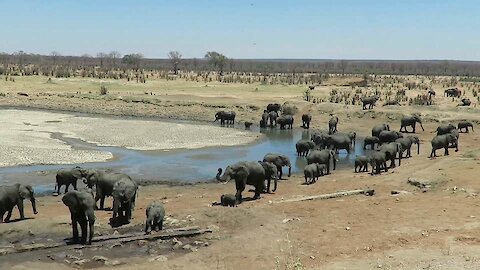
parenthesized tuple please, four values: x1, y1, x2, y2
(1, 0, 480, 60)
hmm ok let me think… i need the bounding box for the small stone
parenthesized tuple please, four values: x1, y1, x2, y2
(72, 259, 88, 265)
(92, 255, 108, 262)
(105, 260, 121, 266)
(207, 225, 220, 231)
(470, 216, 476, 218)
(148, 255, 168, 262)
(310, 256, 315, 260)
(28, 230, 35, 236)
(377, 264, 383, 268)
(345, 227, 351, 231)
(109, 243, 123, 249)
(113, 230, 119, 235)
(182, 244, 192, 250)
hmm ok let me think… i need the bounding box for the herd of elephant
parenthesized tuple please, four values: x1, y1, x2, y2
(0, 168, 166, 245)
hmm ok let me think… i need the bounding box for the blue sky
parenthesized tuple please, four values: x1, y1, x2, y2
(1, 0, 479, 60)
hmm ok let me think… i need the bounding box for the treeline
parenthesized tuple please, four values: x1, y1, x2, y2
(1, 51, 480, 77)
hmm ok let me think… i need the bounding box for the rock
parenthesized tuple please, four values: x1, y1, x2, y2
(28, 230, 35, 236)
(72, 259, 89, 265)
(391, 190, 412, 195)
(345, 227, 351, 231)
(282, 217, 300, 224)
(182, 244, 193, 250)
(92, 255, 108, 262)
(109, 243, 123, 249)
(113, 230, 119, 235)
(149, 255, 168, 262)
(105, 260, 121, 266)
(207, 224, 220, 231)
(407, 178, 432, 189)
(66, 254, 80, 261)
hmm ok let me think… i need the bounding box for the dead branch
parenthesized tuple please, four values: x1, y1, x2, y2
(273, 189, 374, 203)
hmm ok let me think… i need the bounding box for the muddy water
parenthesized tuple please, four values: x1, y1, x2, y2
(0, 126, 367, 194)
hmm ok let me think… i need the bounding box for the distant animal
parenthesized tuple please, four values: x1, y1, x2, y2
(372, 123, 390, 137)
(458, 121, 474, 133)
(268, 111, 278, 127)
(379, 130, 404, 145)
(444, 88, 461, 97)
(399, 115, 424, 133)
(145, 201, 165, 233)
(430, 133, 458, 158)
(263, 153, 292, 179)
(306, 149, 337, 175)
(214, 111, 236, 125)
(62, 190, 95, 245)
(328, 116, 339, 134)
(258, 161, 278, 193)
(111, 177, 138, 223)
(267, 103, 282, 113)
(369, 151, 388, 175)
(301, 114, 312, 129)
(361, 96, 379, 110)
(354, 156, 369, 173)
(261, 110, 269, 128)
(308, 85, 315, 91)
(244, 122, 253, 129)
(277, 115, 294, 129)
(378, 142, 403, 168)
(220, 194, 237, 207)
(458, 98, 471, 106)
(383, 100, 400, 106)
(436, 123, 456, 136)
(396, 135, 420, 158)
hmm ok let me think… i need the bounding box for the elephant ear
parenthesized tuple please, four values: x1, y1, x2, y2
(18, 184, 32, 199)
(71, 168, 84, 179)
(234, 165, 249, 180)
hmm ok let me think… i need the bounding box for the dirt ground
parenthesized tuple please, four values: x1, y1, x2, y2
(0, 75, 480, 269)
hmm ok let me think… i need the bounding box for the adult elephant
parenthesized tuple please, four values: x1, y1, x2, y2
(328, 116, 339, 134)
(268, 111, 278, 127)
(55, 166, 87, 194)
(296, 139, 315, 157)
(311, 131, 328, 148)
(277, 115, 294, 129)
(436, 123, 456, 135)
(0, 183, 38, 223)
(112, 177, 138, 223)
(214, 111, 236, 125)
(400, 115, 424, 133)
(458, 121, 474, 133)
(361, 96, 379, 110)
(263, 153, 292, 179)
(261, 110, 269, 128)
(369, 150, 388, 175)
(372, 123, 390, 137)
(444, 88, 461, 97)
(363, 136, 380, 150)
(306, 149, 337, 175)
(62, 190, 95, 245)
(302, 114, 312, 129)
(216, 161, 268, 203)
(83, 170, 133, 210)
(379, 142, 403, 168)
(324, 134, 352, 154)
(267, 103, 282, 113)
(378, 130, 403, 145)
(430, 133, 458, 158)
(396, 135, 420, 158)
(258, 161, 278, 193)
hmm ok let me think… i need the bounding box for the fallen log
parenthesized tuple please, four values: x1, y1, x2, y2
(273, 189, 375, 203)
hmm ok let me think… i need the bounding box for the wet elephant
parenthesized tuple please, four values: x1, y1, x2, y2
(302, 114, 312, 129)
(277, 115, 294, 129)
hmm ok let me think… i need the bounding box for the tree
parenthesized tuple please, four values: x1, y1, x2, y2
(122, 53, 143, 70)
(109, 51, 121, 68)
(204, 51, 227, 75)
(96, 52, 108, 68)
(80, 54, 92, 66)
(50, 51, 61, 65)
(339, 60, 348, 76)
(167, 51, 182, 74)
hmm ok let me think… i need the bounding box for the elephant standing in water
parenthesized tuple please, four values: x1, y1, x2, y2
(0, 183, 38, 223)
(396, 135, 420, 157)
(301, 114, 312, 129)
(112, 177, 138, 224)
(306, 150, 337, 175)
(372, 123, 390, 137)
(214, 111, 236, 125)
(260, 110, 269, 128)
(268, 111, 278, 127)
(328, 116, 339, 134)
(263, 153, 292, 179)
(430, 133, 458, 158)
(458, 121, 474, 133)
(55, 166, 87, 194)
(277, 115, 294, 129)
(62, 190, 95, 245)
(400, 115, 424, 133)
(83, 169, 133, 210)
(296, 139, 315, 156)
(324, 134, 352, 154)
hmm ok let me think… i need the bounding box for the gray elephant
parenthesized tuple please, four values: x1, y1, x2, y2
(372, 123, 390, 137)
(311, 131, 328, 148)
(268, 111, 278, 127)
(214, 111, 236, 125)
(361, 96, 379, 110)
(296, 139, 315, 156)
(62, 190, 95, 245)
(277, 115, 294, 129)
(261, 110, 269, 128)
(324, 134, 352, 154)
(378, 142, 403, 168)
(436, 123, 456, 135)
(0, 183, 38, 223)
(363, 136, 380, 150)
(306, 149, 337, 174)
(145, 201, 165, 234)
(55, 166, 87, 194)
(458, 121, 474, 133)
(112, 177, 138, 223)
(304, 163, 326, 184)
(378, 130, 404, 145)
(396, 135, 420, 158)
(83, 169, 133, 210)
(216, 161, 268, 203)
(369, 151, 388, 175)
(263, 153, 292, 179)
(302, 114, 312, 129)
(400, 115, 424, 133)
(354, 156, 369, 173)
(267, 103, 282, 113)
(258, 161, 278, 193)
(430, 133, 458, 158)
(220, 194, 237, 207)
(328, 116, 339, 134)
(444, 88, 461, 97)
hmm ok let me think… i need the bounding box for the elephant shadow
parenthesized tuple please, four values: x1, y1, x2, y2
(109, 216, 130, 228)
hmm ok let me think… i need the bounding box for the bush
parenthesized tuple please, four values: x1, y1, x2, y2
(282, 102, 298, 115)
(99, 85, 108, 95)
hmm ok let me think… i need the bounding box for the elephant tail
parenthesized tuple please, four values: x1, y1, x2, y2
(272, 175, 278, 192)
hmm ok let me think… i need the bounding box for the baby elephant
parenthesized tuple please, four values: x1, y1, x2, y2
(304, 163, 326, 184)
(354, 156, 369, 173)
(62, 190, 96, 245)
(220, 194, 237, 207)
(145, 202, 165, 234)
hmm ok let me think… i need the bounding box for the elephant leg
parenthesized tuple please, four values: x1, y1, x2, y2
(445, 147, 449, 156)
(126, 202, 132, 221)
(17, 200, 25, 220)
(145, 218, 151, 233)
(99, 196, 106, 210)
(73, 181, 78, 191)
(65, 183, 70, 193)
(235, 181, 244, 204)
(4, 207, 13, 222)
(71, 213, 79, 242)
(78, 215, 88, 244)
(158, 219, 164, 230)
(253, 183, 262, 200)
(278, 166, 283, 180)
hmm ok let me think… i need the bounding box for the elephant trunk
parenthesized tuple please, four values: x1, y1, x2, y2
(417, 142, 420, 155)
(286, 161, 292, 177)
(216, 168, 228, 182)
(112, 198, 120, 219)
(472, 125, 474, 132)
(30, 196, 38, 215)
(419, 123, 425, 131)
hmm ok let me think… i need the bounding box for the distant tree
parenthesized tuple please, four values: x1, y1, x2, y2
(109, 51, 121, 68)
(122, 53, 143, 70)
(80, 54, 92, 66)
(339, 60, 348, 76)
(96, 52, 108, 67)
(50, 51, 61, 65)
(204, 51, 227, 75)
(167, 51, 182, 75)
(192, 58, 199, 71)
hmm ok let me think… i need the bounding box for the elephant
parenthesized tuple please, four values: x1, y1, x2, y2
(383, 100, 400, 106)
(301, 114, 312, 129)
(400, 115, 424, 133)
(378, 142, 403, 168)
(112, 177, 138, 223)
(296, 139, 315, 156)
(83, 169, 133, 210)
(379, 130, 404, 145)
(258, 161, 278, 193)
(261, 110, 269, 128)
(436, 123, 456, 135)
(324, 134, 352, 154)
(369, 150, 388, 175)
(458, 98, 471, 107)
(216, 161, 269, 203)
(363, 136, 380, 150)
(0, 183, 38, 223)
(372, 123, 390, 137)
(267, 103, 282, 113)
(263, 153, 292, 179)
(328, 116, 339, 134)
(145, 201, 165, 234)
(62, 190, 95, 245)
(346, 131, 356, 146)
(458, 121, 474, 133)
(244, 122, 253, 129)
(396, 135, 420, 158)
(354, 156, 369, 173)
(361, 96, 379, 110)
(277, 115, 294, 129)
(311, 131, 329, 148)
(444, 88, 461, 97)
(430, 133, 458, 158)
(220, 194, 237, 207)
(55, 166, 87, 194)
(268, 111, 278, 127)
(214, 111, 236, 125)
(259, 119, 266, 128)
(304, 163, 326, 184)
(306, 149, 337, 175)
